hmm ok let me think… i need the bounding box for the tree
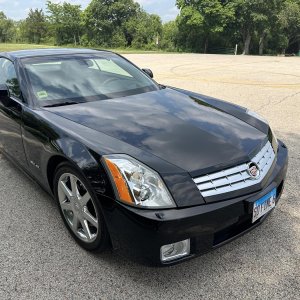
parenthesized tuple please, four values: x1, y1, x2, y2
(0, 11, 15, 43)
(231, 0, 284, 55)
(248, 1, 282, 55)
(47, 1, 82, 45)
(161, 21, 179, 51)
(61, 2, 83, 45)
(83, 0, 140, 47)
(176, 0, 234, 53)
(124, 12, 162, 48)
(278, 0, 300, 53)
(24, 9, 47, 44)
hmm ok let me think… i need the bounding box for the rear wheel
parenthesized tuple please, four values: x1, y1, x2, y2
(54, 163, 109, 252)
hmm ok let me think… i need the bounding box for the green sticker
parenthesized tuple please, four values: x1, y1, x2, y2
(37, 91, 48, 99)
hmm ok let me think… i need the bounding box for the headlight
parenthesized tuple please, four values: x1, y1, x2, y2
(103, 155, 176, 208)
(270, 127, 278, 151)
(246, 109, 268, 124)
(247, 110, 278, 151)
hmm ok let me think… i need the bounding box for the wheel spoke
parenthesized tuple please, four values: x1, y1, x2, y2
(83, 209, 98, 228)
(70, 175, 79, 198)
(59, 180, 73, 200)
(82, 220, 92, 240)
(72, 214, 79, 231)
(80, 192, 91, 206)
(60, 201, 72, 212)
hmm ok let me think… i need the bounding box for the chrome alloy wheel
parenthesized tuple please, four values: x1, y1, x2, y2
(57, 173, 99, 243)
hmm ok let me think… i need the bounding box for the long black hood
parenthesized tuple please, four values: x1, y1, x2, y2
(44, 88, 267, 176)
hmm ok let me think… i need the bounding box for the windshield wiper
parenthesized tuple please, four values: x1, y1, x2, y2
(43, 101, 81, 108)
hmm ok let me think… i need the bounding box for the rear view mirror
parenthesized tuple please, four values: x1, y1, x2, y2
(142, 68, 154, 79)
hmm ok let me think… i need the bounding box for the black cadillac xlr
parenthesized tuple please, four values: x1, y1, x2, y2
(0, 49, 288, 265)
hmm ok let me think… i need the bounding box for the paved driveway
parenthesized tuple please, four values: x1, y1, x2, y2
(0, 54, 299, 299)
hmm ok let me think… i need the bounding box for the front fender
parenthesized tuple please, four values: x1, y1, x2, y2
(53, 138, 116, 199)
(22, 107, 115, 201)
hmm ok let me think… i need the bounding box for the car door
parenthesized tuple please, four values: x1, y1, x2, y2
(0, 57, 28, 169)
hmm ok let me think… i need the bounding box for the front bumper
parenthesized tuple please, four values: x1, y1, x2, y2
(103, 141, 288, 266)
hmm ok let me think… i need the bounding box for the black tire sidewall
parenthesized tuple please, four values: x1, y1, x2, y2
(53, 162, 109, 252)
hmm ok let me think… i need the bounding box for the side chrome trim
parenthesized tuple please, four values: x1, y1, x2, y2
(193, 142, 275, 197)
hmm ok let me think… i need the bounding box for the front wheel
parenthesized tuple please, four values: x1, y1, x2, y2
(54, 162, 109, 252)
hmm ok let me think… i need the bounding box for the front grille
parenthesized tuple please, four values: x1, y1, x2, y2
(193, 142, 275, 197)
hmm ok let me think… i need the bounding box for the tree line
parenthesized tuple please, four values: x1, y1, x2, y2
(0, 0, 299, 55)
(176, 0, 300, 55)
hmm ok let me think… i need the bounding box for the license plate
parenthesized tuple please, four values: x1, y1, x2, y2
(252, 188, 276, 223)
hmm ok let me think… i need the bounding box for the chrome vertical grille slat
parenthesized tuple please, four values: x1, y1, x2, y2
(193, 142, 275, 197)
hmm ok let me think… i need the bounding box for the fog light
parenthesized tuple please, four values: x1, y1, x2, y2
(160, 239, 190, 262)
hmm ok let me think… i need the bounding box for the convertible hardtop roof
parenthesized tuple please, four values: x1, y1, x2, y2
(1, 48, 112, 60)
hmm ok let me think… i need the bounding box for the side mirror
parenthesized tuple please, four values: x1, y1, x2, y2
(0, 84, 11, 106)
(142, 68, 154, 79)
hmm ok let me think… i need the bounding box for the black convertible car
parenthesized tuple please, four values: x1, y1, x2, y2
(0, 49, 288, 265)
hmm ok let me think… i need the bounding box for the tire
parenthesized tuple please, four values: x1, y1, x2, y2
(53, 162, 109, 252)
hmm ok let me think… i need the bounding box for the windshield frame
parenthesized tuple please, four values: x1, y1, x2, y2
(20, 51, 160, 108)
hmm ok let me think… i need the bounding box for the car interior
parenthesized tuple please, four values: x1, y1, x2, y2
(25, 58, 145, 102)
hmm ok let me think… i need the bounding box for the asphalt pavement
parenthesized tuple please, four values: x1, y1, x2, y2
(0, 54, 299, 299)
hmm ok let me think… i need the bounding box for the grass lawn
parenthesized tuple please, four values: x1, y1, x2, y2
(0, 43, 174, 54)
(0, 43, 58, 52)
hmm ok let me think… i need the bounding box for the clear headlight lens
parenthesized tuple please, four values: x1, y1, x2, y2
(247, 110, 278, 150)
(103, 155, 176, 208)
(246, 109, 268, 124)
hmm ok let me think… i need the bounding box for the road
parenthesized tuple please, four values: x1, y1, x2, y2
(0, 54, 299, 299)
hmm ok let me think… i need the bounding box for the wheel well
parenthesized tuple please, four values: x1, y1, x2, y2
(47, 155, 68, 193)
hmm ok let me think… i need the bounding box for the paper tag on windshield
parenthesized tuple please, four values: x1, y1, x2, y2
(37, 91, 48, 99)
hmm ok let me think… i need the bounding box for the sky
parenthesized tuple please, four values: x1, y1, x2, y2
(0, 0, 179, 23)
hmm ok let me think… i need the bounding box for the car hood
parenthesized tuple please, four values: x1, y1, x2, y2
(44, 88, 267, 176)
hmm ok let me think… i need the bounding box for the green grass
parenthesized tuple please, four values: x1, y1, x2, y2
(0, 43, 175, 54)
(0, 43, 58, 52)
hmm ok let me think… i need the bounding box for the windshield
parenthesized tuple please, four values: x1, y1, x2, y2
(22, 53, 159, 106)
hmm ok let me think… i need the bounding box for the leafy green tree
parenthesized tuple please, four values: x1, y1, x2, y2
(24, 9, 47, 44)
(125, 12, 162, 48)
(256, 1, 283, 55)
(83, 0, 139, 47)
(0, 11, 15, 43)
(47, 1, 82, 45)
(161, 21, 179, 51)
(176, 0, 234, 53)
(231, 0, 284, 55)
(278, 0, 300, 53)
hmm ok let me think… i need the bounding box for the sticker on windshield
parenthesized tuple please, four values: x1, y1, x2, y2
(37, 91, 48, 99)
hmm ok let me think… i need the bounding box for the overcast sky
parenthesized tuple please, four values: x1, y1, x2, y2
(0, 0, 179, 23)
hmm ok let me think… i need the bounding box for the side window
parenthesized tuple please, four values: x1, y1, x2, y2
(0, 58, 21, 98)
(0, 58, 5, 85)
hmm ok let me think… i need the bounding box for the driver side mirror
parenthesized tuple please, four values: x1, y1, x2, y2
(0, 84, 11, 106)
(142, 68, 154, 79)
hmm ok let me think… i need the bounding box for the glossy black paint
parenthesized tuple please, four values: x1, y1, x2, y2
(0, 86, 28, 169)
(142, 68, 154, 78)
(0, 49, 288, 265)
(46, 88, 268, 176)
(104, 141, 288, 265)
